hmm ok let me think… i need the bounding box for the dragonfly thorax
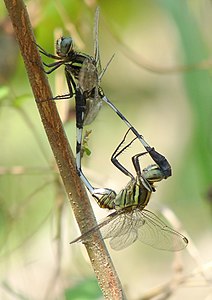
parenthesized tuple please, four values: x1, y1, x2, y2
(114, 177, 152, 210)
(56, 37, 74, 57)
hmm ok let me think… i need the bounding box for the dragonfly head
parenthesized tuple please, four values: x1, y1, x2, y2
(56, 37, 74, 57)
(142, 164, 165, 183)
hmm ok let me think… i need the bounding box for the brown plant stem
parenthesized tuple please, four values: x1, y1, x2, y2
(3, 0, 126, 298)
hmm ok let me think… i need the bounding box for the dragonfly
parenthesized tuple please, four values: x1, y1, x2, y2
(70, 129, 188, 251)
(37, 8, 172, 199)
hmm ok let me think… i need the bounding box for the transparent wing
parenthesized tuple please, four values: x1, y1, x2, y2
(70, 208, 188, 252)
(100, 208, 188, 251)
(136, 209, 188, 251)
(93, 6, 102, 73)
(100, 210, 142, 250)
(84, 93, 102, 125)
(78, 58, 98, 92)
(70, 210, 119, 244)
(93, 7, 114, 83)
(71, 208, 143, 251)
(78, 58, 102, 125)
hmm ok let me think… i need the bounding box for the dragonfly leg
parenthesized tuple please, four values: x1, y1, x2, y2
(99, 88, 172, 178)
(111, 129, 135, 179)
(65, 68, 75, 98)
(41, 61, 65, 74)
(52, 93, 73, 100)
(132, 151, 148, 176)
(132, 152, 166, 191)
(35, 42, 61, 60)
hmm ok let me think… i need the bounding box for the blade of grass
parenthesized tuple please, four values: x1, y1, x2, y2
(159, 1, 212, 185)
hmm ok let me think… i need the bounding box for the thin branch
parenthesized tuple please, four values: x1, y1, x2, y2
(3, 0, 126, 298)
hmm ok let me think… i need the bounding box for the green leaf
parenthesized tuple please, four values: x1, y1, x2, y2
(65, 278, 102, 300)
(84, 147, 91, 156)
(12, 94, 30, 108)
(0, 86, 9, 102)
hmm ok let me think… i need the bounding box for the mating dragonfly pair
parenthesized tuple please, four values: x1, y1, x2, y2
(37, 8, 188, 251)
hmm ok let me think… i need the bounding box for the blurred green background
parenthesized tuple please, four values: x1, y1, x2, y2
(0, 0, 212, 299)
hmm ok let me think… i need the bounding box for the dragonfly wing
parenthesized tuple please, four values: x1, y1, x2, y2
(71, 208, 188, 252)
(101, 211, 139, 250)
(84, 94, 102, 125)
(70, 211, 118, 244)
(109, 228, 138, 251)
(136, 209, 188, 251)
(78, 58, 98, 92)
(93, 7, 102, 73)
(78, 58, 102, 125)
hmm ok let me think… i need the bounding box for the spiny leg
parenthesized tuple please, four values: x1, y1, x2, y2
(111, 128, 170, 191)
(110, 129, 154, 192)
(111, 129, 136, 179)
(36, 42, 61, 60)
(42, 61, 65, 74)
(36, 42, 66, 74)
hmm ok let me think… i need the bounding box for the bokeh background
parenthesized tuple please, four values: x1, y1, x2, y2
(0, 0, 212, 299)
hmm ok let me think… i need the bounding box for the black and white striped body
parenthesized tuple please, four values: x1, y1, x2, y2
(97, 176, 152, 210)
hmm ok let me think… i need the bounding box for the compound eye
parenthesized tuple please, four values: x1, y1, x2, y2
(142, 165, 165, 182)
(56, 37, 73, 56)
